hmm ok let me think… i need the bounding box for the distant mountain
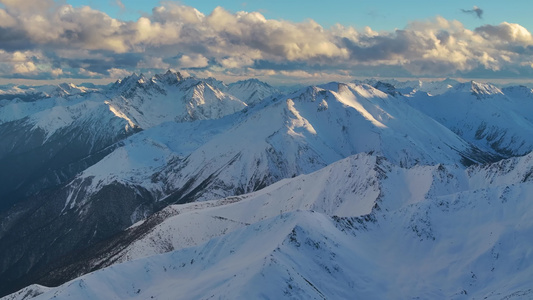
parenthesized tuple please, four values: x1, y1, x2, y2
(226, 78, 280, 105)
(358, 78, 461, 96)
(406, 81, 533, 158)
(107, 71, 248, 128)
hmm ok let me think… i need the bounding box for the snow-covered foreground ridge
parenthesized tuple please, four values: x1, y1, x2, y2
(2, 72, 533, 299)
(5, 152, 533, 300)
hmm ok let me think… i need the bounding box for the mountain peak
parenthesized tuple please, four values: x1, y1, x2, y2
(469, 80, 503, 97)
(447, 80, 503, 98)
(232, 78, 270, 87)
(49, 83, 91, 97)
(226, 78, 279, 105)
(154, 70, 185, 85)
(371, 81, 401, 96)
(112, 73, 143, 89)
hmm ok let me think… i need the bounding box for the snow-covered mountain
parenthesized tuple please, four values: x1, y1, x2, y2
(8, 152, 533, 299)
(0, 83, 96, 102)
(57, 80, 492, 217)
(0, 71, 267, 211)
(106, 71, 248, 128)
(406, 81, 533, 158)
(2, 72, 533, 299)
(359, 77, 461, 96)
(226, 78, 280, 105)
(0, 72, 275, 296)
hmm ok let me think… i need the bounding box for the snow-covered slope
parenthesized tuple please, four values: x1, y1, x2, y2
(75, 151, 533, 265)
(11, 152, 533, 300)
(407, 81, 533, 157)
(0, 285, 50, 300)
(0, 72, 280, 297)
(0, 91, 137, 211)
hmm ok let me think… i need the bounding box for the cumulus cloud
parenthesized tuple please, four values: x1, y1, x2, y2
(475, 22, 533, 44)
(461, 6, 483, 19)
(178, 54, 209, 69)
(0, 0, 55, 14)
(51, 68, 63, 77)
(137, 56, 170, 70)
(0, 8, 17, 27)
(108, 67, 131, 79)
(0, 3, 532, 81)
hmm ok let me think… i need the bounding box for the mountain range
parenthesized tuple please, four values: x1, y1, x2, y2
(1, 71, 532, 299)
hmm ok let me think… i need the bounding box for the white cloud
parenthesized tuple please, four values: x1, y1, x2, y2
(475, 22, 533, 44)
(79, 68, 99, 77)
(108, 68, 131, 79)
(0, 8, 16, 27)
(51, 68, 63, 77)
(219, 56, 255, 69)
(0, 3, 533, 81)
(13, 61, 36, 73)
(178, 54, 209, 68)
(137, 57, 170, 69)
(0, 0, 54, 14)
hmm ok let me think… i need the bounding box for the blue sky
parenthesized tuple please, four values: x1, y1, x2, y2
(67, 0, 532, 32)
(1, 0, 533, 84)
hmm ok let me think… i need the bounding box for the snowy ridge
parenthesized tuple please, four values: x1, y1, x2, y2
(0, 90, 132, 140)
(359, 78, 461, 96)
(0, 285, 50, 300)
(453, 81, 504, 98)
(0, 83, 95, 99)
(407, 81, 533, 157)
(0, 70, 265, 138)
(88, 152, 533, 264)
(10, 152, 533, 299)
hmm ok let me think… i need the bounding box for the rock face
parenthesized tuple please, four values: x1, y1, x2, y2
(1, 74, 533, 298)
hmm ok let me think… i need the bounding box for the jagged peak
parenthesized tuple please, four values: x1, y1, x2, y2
(469, 80, 503, 95)
(153, 70, 185, 85)
(371, 81, 402, 96)
(57, 82, 78, 90)
(48, 82, 91, 97)
(446, 80, 503, 98)
(112, 72, 142, 87)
